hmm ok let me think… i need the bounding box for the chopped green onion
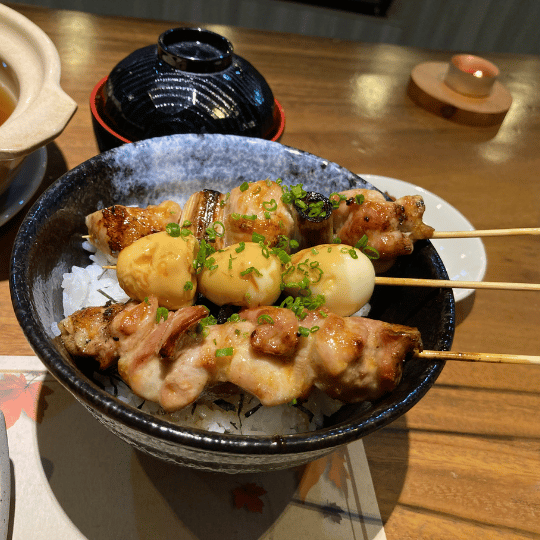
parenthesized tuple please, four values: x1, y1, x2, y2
(198, 315, 217, 337)
(307, 200, 326, 218)
(262, 199, 278, 211)
(354, 234, 380, 259)
(219, 192, 230, 207)
(354, 235, 369, 249)
(252, 232, 266, 244)
(239, 182, 249, 192)
(165, 222, 181, 237)
(193, 239, 217, 273)
(206, 221, 225, 240)
(235, 242, 246, 253)
(329, 192, 347, 208)
(362, 245, 380, 260)
(156, 307, 168, 323)
(355, 194, 365, 205)
(257, 314, 275, 325)
(281, 183, 307, 204)
(240, 266, 262, 277)
(215, 347, 234, 357)
(233, 213, 257, 221)
(183, 281, 194, 290)
(272, 247, 291, 264)
(205, 257, 218, 271)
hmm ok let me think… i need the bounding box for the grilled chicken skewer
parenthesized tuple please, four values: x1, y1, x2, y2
(57, 297, 423, 411)
(84, 181, 433, 262)
(58, 297, 540, 417)
(83, 183, 540, 267)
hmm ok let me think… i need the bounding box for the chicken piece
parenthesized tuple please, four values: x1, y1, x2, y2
(222, 180, 296, 248)
(59, 299, 423, 412)
(332, 189, 434, 260)
(111, 298, 210, 405)
(85, 200, 182, 257)
(180, 180, 297, 250)
(306, 310, 419, 402)
(57, 302, 128, 369)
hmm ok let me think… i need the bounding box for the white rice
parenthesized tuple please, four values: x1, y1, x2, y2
(58, 242, 368, 435)
(61, 242, 130, 317)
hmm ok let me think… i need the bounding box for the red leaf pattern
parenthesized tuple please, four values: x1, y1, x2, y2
(232, 483, 267, 513)
(0, 374, 53, 428)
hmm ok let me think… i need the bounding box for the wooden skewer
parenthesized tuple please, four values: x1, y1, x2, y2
(101, 265, 540, 291)
(375, 277, 540, 291)
(87, 229, 540, 241)
(432, 227, 540, 239)
(418, 350, 540, 365)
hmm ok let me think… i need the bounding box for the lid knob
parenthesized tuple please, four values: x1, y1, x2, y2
(157, 28, 234, 73)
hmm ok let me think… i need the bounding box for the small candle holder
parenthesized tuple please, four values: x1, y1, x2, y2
(407, 53, 512, 127)
(444, 54, 499, 97)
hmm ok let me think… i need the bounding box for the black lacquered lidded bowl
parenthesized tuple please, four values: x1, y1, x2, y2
(101, 27, 278, 141)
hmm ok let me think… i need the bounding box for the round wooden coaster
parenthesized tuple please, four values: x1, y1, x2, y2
(407, 61, 512, 127)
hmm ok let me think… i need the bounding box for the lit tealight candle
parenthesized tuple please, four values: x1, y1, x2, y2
(444, 54, 499, 97)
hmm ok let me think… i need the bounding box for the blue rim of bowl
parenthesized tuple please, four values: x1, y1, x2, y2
(10, 134, 453, 456)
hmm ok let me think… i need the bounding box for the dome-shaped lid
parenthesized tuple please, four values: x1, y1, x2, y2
(102, 27, 276, 141)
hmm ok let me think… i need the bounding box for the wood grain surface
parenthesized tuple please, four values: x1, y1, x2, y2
(1, 4, 539, 538)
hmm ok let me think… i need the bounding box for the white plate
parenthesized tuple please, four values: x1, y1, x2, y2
(0, 146, 47, 227)
(360, 174, 487, 302)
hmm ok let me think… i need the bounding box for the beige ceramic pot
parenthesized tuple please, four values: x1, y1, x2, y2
(0, 4, 76, 196)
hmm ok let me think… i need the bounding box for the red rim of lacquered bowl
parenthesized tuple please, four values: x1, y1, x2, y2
(90, 75, 285, 144)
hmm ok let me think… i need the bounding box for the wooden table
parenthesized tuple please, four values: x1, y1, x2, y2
(2, 4, 539, 538)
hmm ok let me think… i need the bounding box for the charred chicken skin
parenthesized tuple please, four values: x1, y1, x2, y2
(85, 200, 182, 257)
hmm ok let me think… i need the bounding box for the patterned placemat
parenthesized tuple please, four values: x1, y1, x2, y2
(0, 356, 386, 539)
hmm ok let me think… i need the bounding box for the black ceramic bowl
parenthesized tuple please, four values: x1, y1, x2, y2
(10, 134, 454, 473)
(91, 28, 284, 152)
